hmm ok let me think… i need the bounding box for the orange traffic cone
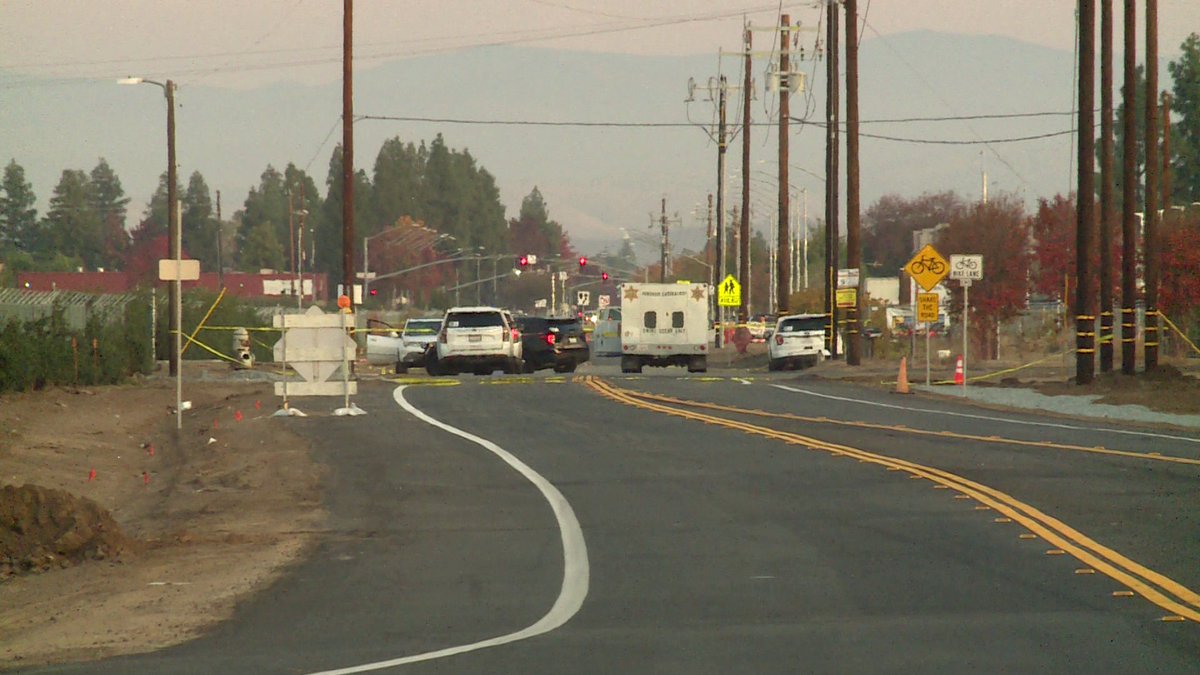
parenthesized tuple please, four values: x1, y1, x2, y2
(895, 357, 910, 394)
(954, 355, 965, 385)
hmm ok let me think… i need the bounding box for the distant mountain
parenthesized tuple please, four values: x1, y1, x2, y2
(0, 31, 1170, 259)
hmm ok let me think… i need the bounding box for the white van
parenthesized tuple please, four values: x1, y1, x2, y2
(592, 307, 622, 357)
(767, 313, 826, 370)
(619, 283, 709, 373)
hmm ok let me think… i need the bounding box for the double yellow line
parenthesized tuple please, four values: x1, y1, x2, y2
(583, 376, 1200, 623)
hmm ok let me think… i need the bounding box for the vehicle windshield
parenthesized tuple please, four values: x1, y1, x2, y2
(403, 320, 441, 335)
(779, 316, 825, 333)
(445, 312, 504, 328)
(547, 318, 582, 333)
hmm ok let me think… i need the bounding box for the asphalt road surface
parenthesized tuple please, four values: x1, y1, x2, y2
(28, 363, 1200, 674)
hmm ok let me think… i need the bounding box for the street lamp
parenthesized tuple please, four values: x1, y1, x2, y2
(120, 77, 181, 425)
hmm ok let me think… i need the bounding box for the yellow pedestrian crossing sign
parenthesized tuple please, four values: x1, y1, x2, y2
(718, 275, 741, 307)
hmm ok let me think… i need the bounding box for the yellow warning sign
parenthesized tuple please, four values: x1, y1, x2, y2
(905, 244, 950, 292)
(718, 274, 741, 307)
(835, 288, 857, 309)
(917, 292, 940, 323)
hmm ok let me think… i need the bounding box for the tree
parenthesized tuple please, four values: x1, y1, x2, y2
(509, 187, 559, 258)
(863, 191, 966, 274)
(936, 195, 1031, 360)
(316, 145, 373, 284)
(1168, 33, 1200, 204)
(1158, 207, 1200, 338)
(42, 169, 96, 267)
(238, 219, 286, 271)
(183, 171, 218, 271)
(1029, 194, 1076, 300)
(89, 158, 130, 269)
(0, 159, 39, 253)
(142, 170, 179, 238)
(371, 137, 426, 234)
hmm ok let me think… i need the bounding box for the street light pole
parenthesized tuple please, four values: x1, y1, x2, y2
(119, 76, 179, 377)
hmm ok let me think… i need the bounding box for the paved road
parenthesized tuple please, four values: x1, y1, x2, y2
(30, 364, 1200, 674)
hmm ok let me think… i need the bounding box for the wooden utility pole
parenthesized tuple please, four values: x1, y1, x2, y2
(776, 14, 792, 315)
(1099, 0, 1115, 373)
(165, 79, 179, 377)
(1162, 91, 1173, 207)
(342, 0, 356, 309)
(845, 0, 861, 366)
(740, 26, 752, 322)
(1076, 0, 1096, 385)
(1121, 0, 1138, 375)
(215, 189, 223, 289)
(824, 0, 840, 359)
(1144, 0, 1160, 371)
(716, 76, 728, 348)
(659, 197, 669, 283)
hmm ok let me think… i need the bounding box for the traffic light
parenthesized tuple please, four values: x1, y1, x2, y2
(518, 255, 529, 268)
(601, 271, 609, 281)
(578, 256, 588, 268)
(369, 288, 378, 296)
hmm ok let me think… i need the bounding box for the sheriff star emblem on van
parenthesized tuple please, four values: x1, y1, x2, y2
(691, 286, 704, 301)
(623, 286, 639, 301)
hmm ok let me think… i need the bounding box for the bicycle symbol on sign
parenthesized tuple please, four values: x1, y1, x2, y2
(909, 256, 946, 276)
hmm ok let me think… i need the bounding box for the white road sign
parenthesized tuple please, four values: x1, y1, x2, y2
(950, 254, 983, 281)
(576, 290, 591, 306)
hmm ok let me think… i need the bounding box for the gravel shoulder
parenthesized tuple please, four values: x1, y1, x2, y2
(0, 365, 326, 670)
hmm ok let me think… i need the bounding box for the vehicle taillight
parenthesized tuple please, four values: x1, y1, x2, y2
(775, 335, 784, 346)
(438, 330, 447, 344)
(544, 333, 556, 345)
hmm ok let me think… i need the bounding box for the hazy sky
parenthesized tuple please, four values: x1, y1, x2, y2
(3, 1, 1199, 89)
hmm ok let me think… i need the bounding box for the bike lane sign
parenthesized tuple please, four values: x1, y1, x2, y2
(904, 244, 950, 292)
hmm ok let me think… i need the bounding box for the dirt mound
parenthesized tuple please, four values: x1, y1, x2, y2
(0, 484, 137, 579)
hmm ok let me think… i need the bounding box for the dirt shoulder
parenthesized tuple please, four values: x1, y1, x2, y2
(0, 366, 326, 669)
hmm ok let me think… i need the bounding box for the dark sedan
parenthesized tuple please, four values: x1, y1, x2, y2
(516, 316, 590, 373)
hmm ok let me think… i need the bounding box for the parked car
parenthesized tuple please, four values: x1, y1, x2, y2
(394, 317, 442, 373)
(767, 313, 826, 371)
(516, 316, 590, 373)
(365, 318, 404, 366)
(426, 306, 523, 376)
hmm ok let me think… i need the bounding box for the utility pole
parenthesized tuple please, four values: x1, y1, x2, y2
(825, 0, 840, 359)
(165, 79, 179, 378)
(215, 190, 223, 289)
(740, 25, 752, 323)
(1161, 91, 1173, 207)
(1144, 0, 1160, 371)
(1076, 0, 1096, 385)
(660, 197, 669, 282)
(717, 77, 728, 349)
(845, 0, 862, 366)
(1099, 0, 1115, 373)
(341, 0, 356, 310)
(1121, 0, 1138, 375)
(776, 14, 792, 315)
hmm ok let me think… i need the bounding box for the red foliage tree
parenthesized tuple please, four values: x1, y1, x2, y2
(936, 196, 1031, 360)
(1159, 210, 1200, 336)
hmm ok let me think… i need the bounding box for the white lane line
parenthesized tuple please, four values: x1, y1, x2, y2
(306, 386, 590, 675)
(770, 384, 1200, 444)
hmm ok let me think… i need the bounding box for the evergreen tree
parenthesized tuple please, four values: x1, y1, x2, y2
(89, 158, 131, 269)
(237, 219, 286, 271)
(282, 164, 322, 275)
(316, 145, 373, 284)
(183, 171, 218, 270)
(43, 169, 97, 266)
(1168, 33, 1200, 204)
(0, 159, 39, 253)
(371, 137, 426, 234)
(142, 171, 177, 239)
(237, 166, 288, 272)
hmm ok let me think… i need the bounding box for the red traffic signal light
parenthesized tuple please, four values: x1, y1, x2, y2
(369, 288, 378, 296)
(601, 271, 609, 281)
(578, 256, 588, 268)
(518, 255, 529, 267)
